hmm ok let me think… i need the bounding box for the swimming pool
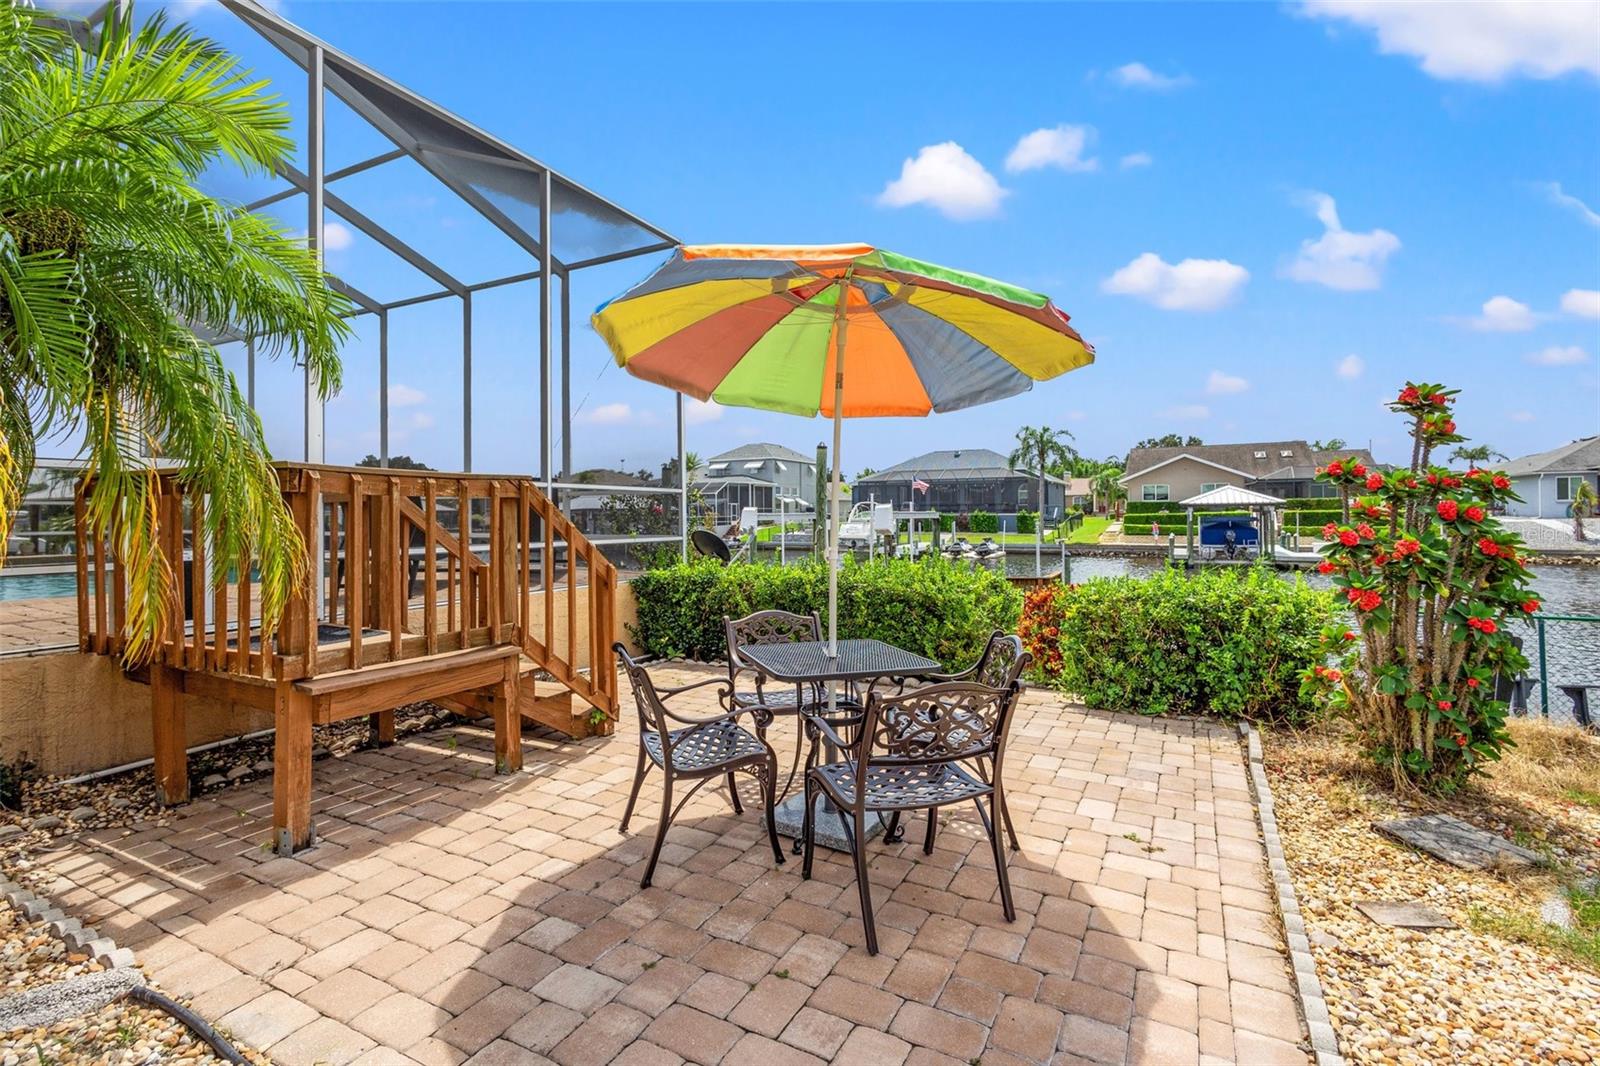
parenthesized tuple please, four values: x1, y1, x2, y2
(0, 571, 85, 601)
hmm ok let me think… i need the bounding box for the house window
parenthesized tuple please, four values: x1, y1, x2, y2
(1253, 451, 1267, 459)
(1308, 482, 1337, 498)
(1142, 485, 1170, 502)
(1555, 476, 1582, 501)
(1199, 482, 1224, 493)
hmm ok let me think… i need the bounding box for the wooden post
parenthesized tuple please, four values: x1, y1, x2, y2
(492, 655, 522, 773)
(423, 478, 436, 654)
(348, 476, 365, 669)
(150, 663, 189, 806)
(498, 492, 518, 632)
(368, 710, 395, 747)
(273, 679, 315, 854)
(189, 495, 205, 672)
(389, 481, 404, 656)
(487, 481, 502, 644)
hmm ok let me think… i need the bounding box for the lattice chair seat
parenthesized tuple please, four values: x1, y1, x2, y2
(642, 721, 769, 774)
(812, 760, 989, 809)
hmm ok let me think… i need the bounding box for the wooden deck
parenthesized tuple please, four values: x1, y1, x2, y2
(76, 462, 620, 853)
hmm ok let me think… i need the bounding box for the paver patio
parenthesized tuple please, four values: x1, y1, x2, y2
(28, 667, 1309, 1065)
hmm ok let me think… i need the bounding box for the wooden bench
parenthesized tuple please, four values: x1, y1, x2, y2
(272, 644, 523, 853)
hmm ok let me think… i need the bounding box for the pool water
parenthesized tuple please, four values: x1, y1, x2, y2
(0, 571, 85, 601)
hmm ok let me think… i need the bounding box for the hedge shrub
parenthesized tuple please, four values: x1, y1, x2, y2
(629, 557, 1021, 670)
(969, 510, 999, 533)
(936, 513, 955, 533)
(1017, 567, 1334, 719)
(1016, 511, 1038, 535)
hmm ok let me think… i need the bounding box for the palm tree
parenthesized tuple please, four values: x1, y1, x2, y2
(1009, 425, 1075, 570)
(0, 5, 351, 660)
(1572, 480, 1597, 543)
(1093, 467, 1126, 517)
(1450, 443, 1507, 465)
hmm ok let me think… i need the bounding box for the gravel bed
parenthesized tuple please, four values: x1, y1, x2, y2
(1265, 726, 1600, 1065)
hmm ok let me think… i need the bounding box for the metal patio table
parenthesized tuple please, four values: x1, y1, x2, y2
(737, 638, 941, 853)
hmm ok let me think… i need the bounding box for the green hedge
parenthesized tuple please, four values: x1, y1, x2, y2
(1016, 511, 1038, 535)
(1282, 509, 1344, 529)
(935, 513, 955, 533)
(969, 510, 999, 533)
(1122, 510, 1249, 536)
(628, 557, 1021, 669)
(1019, 568, 1334, 719)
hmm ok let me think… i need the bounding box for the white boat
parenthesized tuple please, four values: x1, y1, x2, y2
(972, 537, 1005, 561)
(941, 537, 977, 559)
(836, 502, 877, 548)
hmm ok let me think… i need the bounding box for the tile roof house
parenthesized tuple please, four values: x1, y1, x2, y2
(691, 443, 818, 523)
(856, 449, 1066, 522)
(1501, 435, 1599, 519)
(1119, 440, 1380, 503)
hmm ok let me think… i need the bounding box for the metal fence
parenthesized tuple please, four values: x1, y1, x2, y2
(1505, 613, 1600, 728)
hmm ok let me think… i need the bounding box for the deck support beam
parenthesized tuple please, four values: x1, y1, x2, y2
(274, 680, 316, 855)
(150, 664, 189, 807)
(493, 657, 522, 774)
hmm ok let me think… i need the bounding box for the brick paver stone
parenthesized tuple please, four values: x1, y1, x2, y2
(29, 678, 1310, 1066)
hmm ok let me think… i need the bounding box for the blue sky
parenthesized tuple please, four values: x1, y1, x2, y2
(149, 1, 1600, 476)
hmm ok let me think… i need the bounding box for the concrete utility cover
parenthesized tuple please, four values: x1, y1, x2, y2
(1376, 813, 1542, 870)
(1355, 900, 1457, 929)
(0, 969, 143, 1030)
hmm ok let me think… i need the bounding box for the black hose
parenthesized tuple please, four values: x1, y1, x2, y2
(124, 985, 249, 1064)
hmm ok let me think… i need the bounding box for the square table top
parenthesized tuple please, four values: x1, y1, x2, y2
(738, 638, 941, 685)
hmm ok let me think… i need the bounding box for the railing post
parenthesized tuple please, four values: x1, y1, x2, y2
(1537, 618, 1549, 717)
(497, 489, 519, 636)
(74, 482, 90, 652)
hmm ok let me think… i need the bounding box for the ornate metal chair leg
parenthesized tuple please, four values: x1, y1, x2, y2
(883, 811, 904, 844)
(725, 772, 744, 814)
(619, 746, 648, 833)
(999, 788, 1019, 852)
(849, 808, 879, 956)
(801, 776, 816, 879)
(762, 758, 784, 866)
(923, 807, 938, 855)
(641, 777, 673, 889)
(981, 793, 1016, 922)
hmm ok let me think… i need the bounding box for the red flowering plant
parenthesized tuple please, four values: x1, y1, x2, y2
(1302, 381, 1535, 791)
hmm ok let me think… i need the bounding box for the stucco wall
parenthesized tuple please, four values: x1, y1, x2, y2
(0, 581, 640, 777)
(1126, 457, 1245, 505)
(1506, 473, 1599, 518)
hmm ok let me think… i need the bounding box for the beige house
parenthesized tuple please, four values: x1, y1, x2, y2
(1120, 440, 1380, 504)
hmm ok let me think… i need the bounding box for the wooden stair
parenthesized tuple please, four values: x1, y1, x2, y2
(435, 656, 613, 739)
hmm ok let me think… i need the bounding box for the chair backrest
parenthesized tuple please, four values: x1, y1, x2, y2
(613, 642, 675, 750)
(854, 681, 1024, 786)
(724, 609, 823, 680)
(972, 632, 1028, 690)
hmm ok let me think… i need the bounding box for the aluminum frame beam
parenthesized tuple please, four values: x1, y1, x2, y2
(245, 148, 407, 211)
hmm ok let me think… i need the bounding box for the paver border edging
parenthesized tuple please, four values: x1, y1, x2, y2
(1238, 721, 1347, 1066)
(0, 870, 136, 971)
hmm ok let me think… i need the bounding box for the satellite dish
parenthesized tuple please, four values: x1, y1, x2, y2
(690, 529, 732, 564)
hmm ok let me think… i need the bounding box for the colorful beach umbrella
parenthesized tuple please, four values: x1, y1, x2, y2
(592, 243, 1094, 662)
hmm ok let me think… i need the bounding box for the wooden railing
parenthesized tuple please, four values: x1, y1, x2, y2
(76, 463, 619, 717)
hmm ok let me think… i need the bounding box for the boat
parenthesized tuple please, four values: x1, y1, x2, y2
(941, 538, 976, 559)
(972, 537, 1005, 562)
(836, 501, 877, 549)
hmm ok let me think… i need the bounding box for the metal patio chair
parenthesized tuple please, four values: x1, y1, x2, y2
(801, 680, 1023, 955)
(887, 632, 1030, 851)
(614, 644, 785, 888)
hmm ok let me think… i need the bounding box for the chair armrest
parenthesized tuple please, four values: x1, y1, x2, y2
(799, 707, 860, 753)
(655, 674, 730, 700)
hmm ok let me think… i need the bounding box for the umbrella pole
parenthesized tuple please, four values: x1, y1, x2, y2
(826, 270, 853, 717)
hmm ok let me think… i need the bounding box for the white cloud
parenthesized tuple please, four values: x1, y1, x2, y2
(1205, 370, 1250, 395)
(1508, 410, 1536, 423)
(1336, 354, 1365, 380)
(876, 142, 1008, 221)
(406, 410, 435, 431)
(683, 398, 724, 425)
(1064, 410, 1087, 421)
(1162, 404, 1211, 420)
(1470, 295, 1536, 332)
(1109, 62, 1193, 90)
(1283, 192, 1400, 291)
(1119, 152, 1153, 170)
(1005, 125, 1099, 174)
(1537, 182, 1600, 227)
(322, 221, 354, 251)
(1300, 1, 1600, 83)
(1525, 345, 1591, 367)
(579, 402, 635, 425)
(1561, 288, 1600, 318)
(1102, 252, 1249, 312)
(388, 383, 426, 407)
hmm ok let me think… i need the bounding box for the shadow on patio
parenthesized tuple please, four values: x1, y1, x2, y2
(29, 668, 1310, 1066)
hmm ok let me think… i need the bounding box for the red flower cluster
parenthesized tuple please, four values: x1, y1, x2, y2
(1365, 473, 1384, 491)
(1466, 616, 1498, 634)
(1338, 528, 1359, 546)
(1398, 386, 1421, 404)
(1464, 505, 1485, 523)
(1317, 560, 1336, 574)
(1522, 599, 1540, 614)
(1492, 475, 1510, 490)
(1346, 588, 1383, 612)
(1357, 523, 1375, 539)
(1466, 678, 1480, 689)
(1478, 537, 1498, 556)
(1325, 460, 1344, 476)
(1351, 462, 1368, 477)
(1322, 522, 1338, 539)
(1312, 665, 1343, 682)
(1437, 499, 1459, 521)
(1393, 538, 1421, 557)
(1342, 630, 1358, 642)
(1437, 699, 1453, 711)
